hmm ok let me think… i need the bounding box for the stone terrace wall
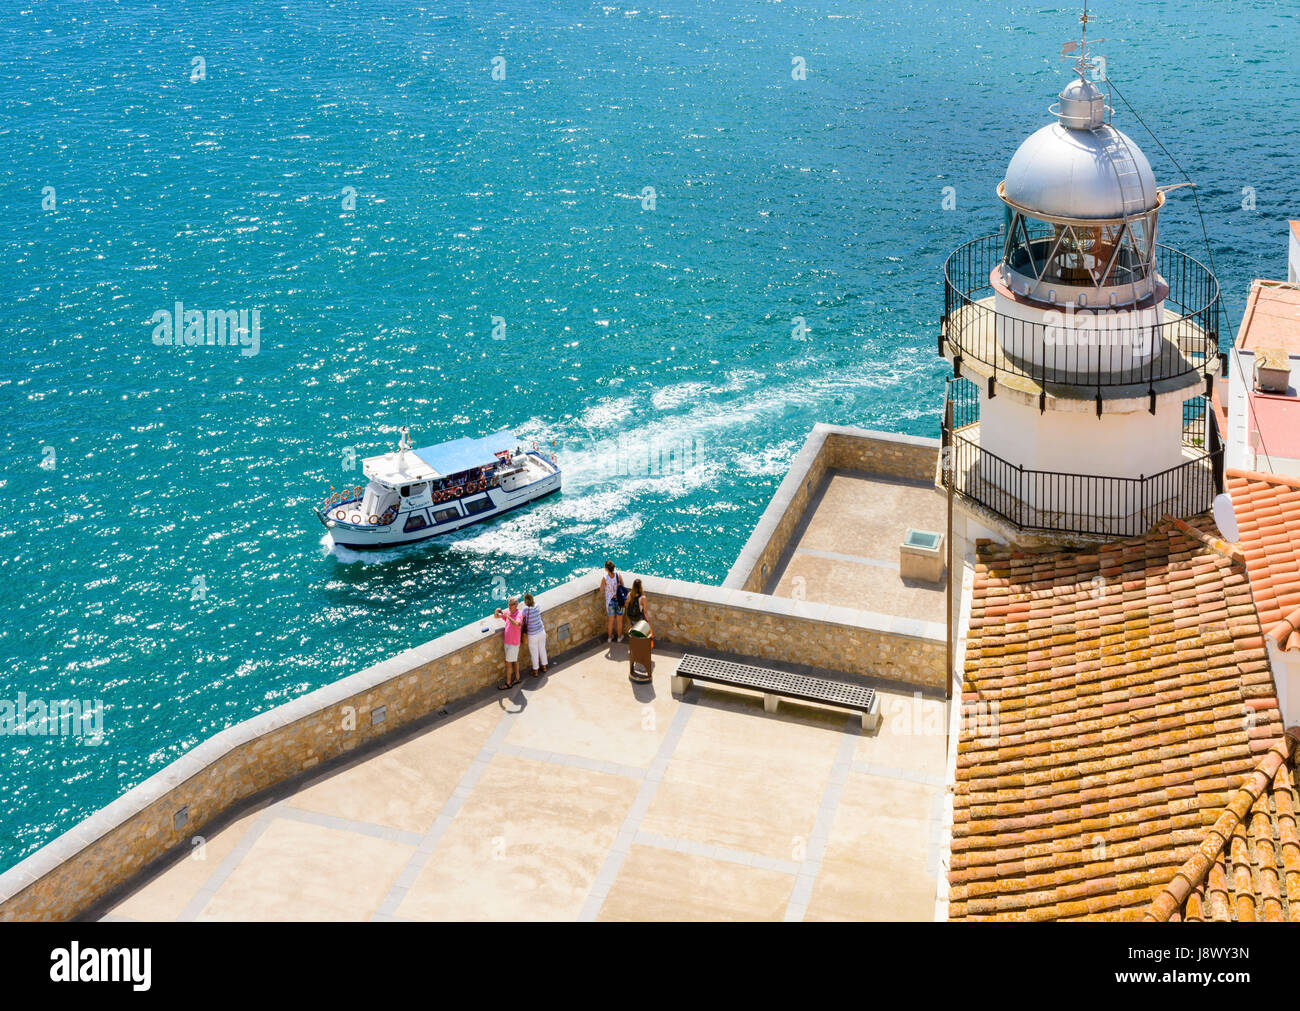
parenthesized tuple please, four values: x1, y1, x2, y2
(638, 575, 945, 692)
(726, 427, 834, 593)
(823, 428, 939, 483)
(726, 424, 942, 593)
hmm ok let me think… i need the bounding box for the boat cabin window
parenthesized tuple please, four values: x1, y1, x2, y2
(463, 495, 493, 516)
(403, 513, 428, 533)
(432, 505, 460, 524)
(400, 485, 411, 497)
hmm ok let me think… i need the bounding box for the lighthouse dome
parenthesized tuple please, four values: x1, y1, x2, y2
(1001, 78, 1159, 222)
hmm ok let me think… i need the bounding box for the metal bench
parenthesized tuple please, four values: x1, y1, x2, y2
(671, 654, 881, 731)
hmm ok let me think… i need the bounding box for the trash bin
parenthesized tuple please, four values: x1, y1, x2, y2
(628, 621, 653, 683)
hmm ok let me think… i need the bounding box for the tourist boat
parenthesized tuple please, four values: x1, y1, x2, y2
(316, 427, 561, 549)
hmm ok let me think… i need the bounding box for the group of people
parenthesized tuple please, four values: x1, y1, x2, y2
(493, 592, 549, 690)
(492, 560, 650, 689)
(434, 464, 499, 497)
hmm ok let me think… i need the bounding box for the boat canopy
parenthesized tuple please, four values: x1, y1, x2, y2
(412, 429, 518, 477)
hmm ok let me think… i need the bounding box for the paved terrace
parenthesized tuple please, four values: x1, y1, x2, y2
(97, 645, 945, 922)
(766, 470, 947, 624)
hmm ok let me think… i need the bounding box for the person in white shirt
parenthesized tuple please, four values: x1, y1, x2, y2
(601, 559, 625, 643)
(521, 592, 548, 677)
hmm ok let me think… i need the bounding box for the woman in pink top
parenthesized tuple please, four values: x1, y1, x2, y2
(495, 597, 524, 689)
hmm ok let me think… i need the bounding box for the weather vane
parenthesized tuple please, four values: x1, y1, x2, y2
(1060, 2, 1105, 82)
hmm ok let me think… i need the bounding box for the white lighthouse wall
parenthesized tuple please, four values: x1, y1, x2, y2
(980, 392, 1187, 480)
(993, 288, 1163, 378)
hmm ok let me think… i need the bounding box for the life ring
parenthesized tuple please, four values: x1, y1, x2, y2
(350, 513, 361, 524)
(335, 509, 345, 520)
(369, 514, 379, 525)
(353, 485, 364, 499)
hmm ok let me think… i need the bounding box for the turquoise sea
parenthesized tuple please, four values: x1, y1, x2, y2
(1, 0, 1297, 872)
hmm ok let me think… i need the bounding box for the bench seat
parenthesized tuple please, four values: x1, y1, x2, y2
(671, 654, 880, 731)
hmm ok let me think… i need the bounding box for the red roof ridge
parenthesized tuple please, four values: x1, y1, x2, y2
(1225, 467, 1300, 493)
(1267, 605, 1300, 652)
(1161, 513, 1246, 565)
(1143, 732, 1298, 922)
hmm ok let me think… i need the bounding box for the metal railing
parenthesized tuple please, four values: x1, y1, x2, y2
(941, 234, 1222, 390)
(942, 378, 1224, 539)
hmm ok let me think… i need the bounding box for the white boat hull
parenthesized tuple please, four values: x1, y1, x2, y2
(318, 452, 561, 550)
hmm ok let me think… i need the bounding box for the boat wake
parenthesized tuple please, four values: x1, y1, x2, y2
(320, 532, 433, 565)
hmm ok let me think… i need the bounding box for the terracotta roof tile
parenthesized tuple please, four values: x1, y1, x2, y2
(1144, 735, 1298, 921)
(1226, 468, 1300, 654)
(949, 518, 1287, 921)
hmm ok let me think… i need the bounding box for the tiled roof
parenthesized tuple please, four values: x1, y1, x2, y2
(1144, 733, 1300, 921)
(1236, 280, 1300, 357)
(949, 519, 1285, 921)
(1227, 468, 1300, 653)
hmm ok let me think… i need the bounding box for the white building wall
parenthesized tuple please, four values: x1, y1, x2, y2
(1267, 639, 1300, 733)
(1225, 346, 1300, 478)
(1225, 347, 1254, 472)
(1289, 227, 1300, 283)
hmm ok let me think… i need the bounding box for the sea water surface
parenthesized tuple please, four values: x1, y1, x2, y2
(1, 0, 1297, 872)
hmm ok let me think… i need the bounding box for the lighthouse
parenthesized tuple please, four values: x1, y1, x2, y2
(939, 18, 1224, 543)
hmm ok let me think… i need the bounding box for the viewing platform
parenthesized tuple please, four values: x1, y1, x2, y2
(95, 644, 944, 923)
(764, 470, 946, 626)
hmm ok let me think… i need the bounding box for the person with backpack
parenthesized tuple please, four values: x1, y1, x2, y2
(602, 560, 627, 643)
(624, 578, 649, 627)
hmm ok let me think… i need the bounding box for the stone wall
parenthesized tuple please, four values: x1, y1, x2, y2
(726, 427, 834, 593)
(639, 576, 946, 690)
(726, 424, 942, 592)
(0, 566, 945, 922)
(823, 428, 940, 483)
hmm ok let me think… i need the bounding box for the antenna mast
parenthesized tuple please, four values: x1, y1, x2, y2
(1079, 0, 1088, 75)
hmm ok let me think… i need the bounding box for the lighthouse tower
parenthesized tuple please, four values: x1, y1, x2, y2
(939, 21, 1224, 543)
